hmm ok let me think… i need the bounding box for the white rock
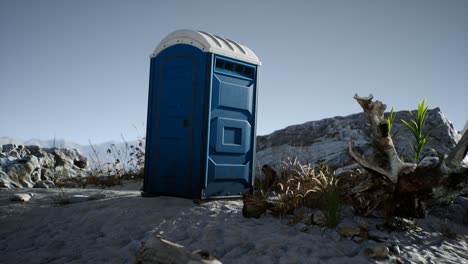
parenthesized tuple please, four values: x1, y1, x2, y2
(135, 236, 221, 264)
(10, 193, 32, 202)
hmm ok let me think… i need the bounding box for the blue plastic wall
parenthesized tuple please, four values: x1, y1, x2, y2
(144, 44, 258, 199)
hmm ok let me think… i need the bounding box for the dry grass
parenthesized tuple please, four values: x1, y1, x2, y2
(254, 157, 344, 225)
(53, 135, 145, 189)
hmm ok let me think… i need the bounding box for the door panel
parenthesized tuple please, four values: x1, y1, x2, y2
(205, 56, 256, 197)
(156, 55, 194, 195)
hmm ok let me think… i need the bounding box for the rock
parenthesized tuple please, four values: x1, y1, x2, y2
(389, 243, 401, 255)
(242, 196, 267, 218)
(0, 145, 91, 189)
(134, 236, 221, 264)
(340, 206, 355, 218)
(10, 193, 32, 202)
(2, 144, 16, 153)
(4, 156, 40, 188)
(363, 244, 390, 259)
(352, 236, 366, 244)
(381, 217, 416, 232)
(336, 219, 361, 237)
(453, 196, 468, 211)
(418, 155, 439, 168)
(33, 180, 55, 189)
(48, 148, 88, 169)
(323, 229, 341, 242)
(310, 210, 328, 226)
(368, 230, 389, 242)
(447, 203, 464, 223)
(352, 216, 369, 230)
(40, 168, 55, 181)
(256, 108, 459, 169)
(463, 211, 468, 226)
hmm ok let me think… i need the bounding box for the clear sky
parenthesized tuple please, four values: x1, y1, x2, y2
(1, 0, 467, 145)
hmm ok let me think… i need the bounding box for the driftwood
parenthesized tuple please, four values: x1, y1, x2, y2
(345, 94, 468, 217)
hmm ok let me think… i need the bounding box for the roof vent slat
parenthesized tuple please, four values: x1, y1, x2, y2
(226, 39, 247, 55)
(198, 31, 223, 48)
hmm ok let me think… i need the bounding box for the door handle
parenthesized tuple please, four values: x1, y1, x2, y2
(183, 119, 191, 126)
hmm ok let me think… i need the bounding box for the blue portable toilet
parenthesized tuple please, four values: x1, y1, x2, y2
(143, 29, 260, 199)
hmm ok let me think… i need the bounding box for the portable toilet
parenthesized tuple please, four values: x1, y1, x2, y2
(143, 29, 260, 199)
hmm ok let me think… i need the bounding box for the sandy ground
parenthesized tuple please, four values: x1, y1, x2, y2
(0, 182, 467, 264)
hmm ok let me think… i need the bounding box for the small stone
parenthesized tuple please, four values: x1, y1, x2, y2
(68, 194, 90, 203)
(242, 196, 267, 218)
(10, 193, 32, 202)
(135, 236, 221, 264)
(352, 216, 369, 230)
(311, 210, 325, 226)
(368, 230, 389, 241)
(336, 219, 361, 237)
(390, 244, 401, 255)
(363, 245, 390, 259)
(352, 236, 366, 244)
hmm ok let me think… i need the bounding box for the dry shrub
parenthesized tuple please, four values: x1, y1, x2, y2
(254, 157, 344, 222)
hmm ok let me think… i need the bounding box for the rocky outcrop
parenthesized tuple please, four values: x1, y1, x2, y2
(256, 108, 460, 170)
(0, 144, 90, 188)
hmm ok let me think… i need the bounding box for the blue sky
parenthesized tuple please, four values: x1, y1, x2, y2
(1, 0, 467, 144)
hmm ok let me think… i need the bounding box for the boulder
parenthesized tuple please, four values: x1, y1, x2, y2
(256, 108, 459, 170)
(48, 148, 88, 169)
(0, 145, 91, 188)
(3, 156, 40, 188)
(134, 236, 221, 264)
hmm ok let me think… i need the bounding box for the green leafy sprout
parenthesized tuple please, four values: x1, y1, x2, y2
(400, 99, 432, 164)
(387, 106, 396, 137)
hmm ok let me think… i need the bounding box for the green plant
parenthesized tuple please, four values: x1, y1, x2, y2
(400, 99, 432, 163)
(312, 175, 343, 228)
(386, 106, 399, 138)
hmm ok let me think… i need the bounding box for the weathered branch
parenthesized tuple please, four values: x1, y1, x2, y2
(340, 94, 467, 217)
(348, 141, 395, 182)
(349, 94, 416, 183)
(445, 131, 468, 170)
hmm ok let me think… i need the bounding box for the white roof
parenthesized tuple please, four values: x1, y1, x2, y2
(151, 29, 261, 65)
